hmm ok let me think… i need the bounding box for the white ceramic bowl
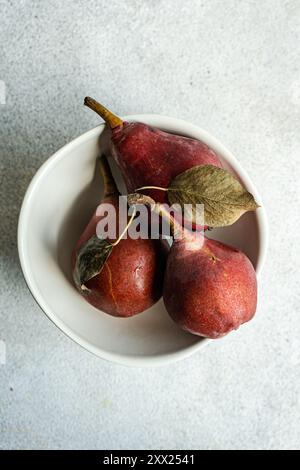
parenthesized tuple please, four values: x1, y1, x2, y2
(18, 115, 268, 367)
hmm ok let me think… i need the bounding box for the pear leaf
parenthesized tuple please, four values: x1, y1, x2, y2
(73, 235, 113, 292)
(168, 164, 259, 227)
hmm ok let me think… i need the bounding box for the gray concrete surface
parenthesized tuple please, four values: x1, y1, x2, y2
(1, 0, 300, 450)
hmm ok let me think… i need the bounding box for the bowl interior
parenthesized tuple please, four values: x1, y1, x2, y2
(18, 116, 266, 365)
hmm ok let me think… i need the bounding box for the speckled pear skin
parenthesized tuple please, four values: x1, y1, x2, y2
(73, 194, 166, 318)
(163, 235, 257, 338)
(111, 122, 222, 202)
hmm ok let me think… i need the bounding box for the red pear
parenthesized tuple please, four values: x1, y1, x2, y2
(72, 158, 165, 317)
(84, 97, 222, 203)
(128, 194, 257, 338)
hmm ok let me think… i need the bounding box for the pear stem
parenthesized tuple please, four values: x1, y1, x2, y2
(127, 193, 183, 239)
(99, 155, 119, 197)
(111, 210, 136, 247)
(135, 186, 168, 192)
(84, 97, 123, 129)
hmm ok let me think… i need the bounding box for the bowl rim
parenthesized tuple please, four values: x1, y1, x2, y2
(18, 114, 268, 367)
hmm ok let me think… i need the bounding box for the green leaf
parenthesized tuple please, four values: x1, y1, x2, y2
(73, 236, 113, 292)
(168, 164, 259, 227)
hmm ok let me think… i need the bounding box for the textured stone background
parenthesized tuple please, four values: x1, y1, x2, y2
(0, 0, 300, 450)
